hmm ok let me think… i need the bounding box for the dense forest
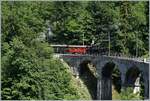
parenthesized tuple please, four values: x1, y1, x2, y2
(1, 1, 149, 100)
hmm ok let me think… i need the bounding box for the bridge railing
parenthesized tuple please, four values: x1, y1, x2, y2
(109, 52, 148, 62)
(51, 45, 149, 62)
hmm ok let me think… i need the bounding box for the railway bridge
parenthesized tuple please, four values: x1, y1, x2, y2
(55, 54, 149, 100)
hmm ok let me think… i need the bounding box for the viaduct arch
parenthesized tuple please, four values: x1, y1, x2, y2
(58, 54, 149, 100)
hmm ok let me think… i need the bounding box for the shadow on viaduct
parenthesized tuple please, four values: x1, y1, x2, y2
(58, 54, 149, 100)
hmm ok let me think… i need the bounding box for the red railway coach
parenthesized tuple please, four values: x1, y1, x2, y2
(50, 44, 91, 54)
(65, 47, 87, 54)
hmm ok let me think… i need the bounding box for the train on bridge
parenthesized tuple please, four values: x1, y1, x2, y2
(50, 44, 108, 55)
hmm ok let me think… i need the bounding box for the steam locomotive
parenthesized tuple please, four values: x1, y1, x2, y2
(51, 44, 108, 55)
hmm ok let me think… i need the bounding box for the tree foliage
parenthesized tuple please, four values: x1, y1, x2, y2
(1, 1, 80, 100)
(1, 1, 149, 100)
(45, 1, 148, 57)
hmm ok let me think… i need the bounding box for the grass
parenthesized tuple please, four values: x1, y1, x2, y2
(112, 86, 142, 100)
(112, 85, 121, 99)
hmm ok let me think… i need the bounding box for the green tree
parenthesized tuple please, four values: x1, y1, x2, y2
(1, 1, 82, 100)
(116, 1, 149, 56)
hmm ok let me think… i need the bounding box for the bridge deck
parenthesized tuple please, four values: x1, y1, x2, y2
(54, 53, 150, 63)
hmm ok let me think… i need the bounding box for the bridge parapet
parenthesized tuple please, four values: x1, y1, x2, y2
(56, 53, 150, 63)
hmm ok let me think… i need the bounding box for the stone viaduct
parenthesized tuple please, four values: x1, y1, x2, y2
(56, 54, 149, 100)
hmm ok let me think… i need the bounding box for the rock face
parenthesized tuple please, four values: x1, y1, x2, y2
(133, 75, 141, 95)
